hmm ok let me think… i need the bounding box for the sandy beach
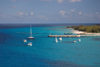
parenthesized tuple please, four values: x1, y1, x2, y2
(72, 29, 100, 36)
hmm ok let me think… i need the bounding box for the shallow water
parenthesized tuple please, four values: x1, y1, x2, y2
(0, 26, 100, 67)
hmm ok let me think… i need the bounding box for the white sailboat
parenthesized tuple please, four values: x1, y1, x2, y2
(73, 40, 77, 43)
(27, 42, 32, 46)
(59, 37, 62, 41)
(78, 39, 81, 42)
(27, 24, 34, 39)
(55, 37, 58, 43)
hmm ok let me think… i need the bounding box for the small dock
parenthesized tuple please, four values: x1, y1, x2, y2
(48, 35, 80, 37)
(48, 34, 100, 37)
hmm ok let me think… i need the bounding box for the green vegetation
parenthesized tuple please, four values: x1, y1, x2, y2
(70, 25, 100, 33)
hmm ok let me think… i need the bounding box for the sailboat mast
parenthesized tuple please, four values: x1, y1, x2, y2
(30, 24, 32, 37)
(27, 24, 34, 39)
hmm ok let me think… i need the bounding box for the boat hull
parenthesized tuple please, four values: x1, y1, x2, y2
(27, 37, 34, 39)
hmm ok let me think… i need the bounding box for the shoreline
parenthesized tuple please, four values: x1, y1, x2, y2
(72, 29, 100, 36)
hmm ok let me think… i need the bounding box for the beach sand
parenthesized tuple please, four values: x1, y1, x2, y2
(72, 29, 100, 36)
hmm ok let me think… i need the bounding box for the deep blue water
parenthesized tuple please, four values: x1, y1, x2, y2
(0, 26, 100, 67)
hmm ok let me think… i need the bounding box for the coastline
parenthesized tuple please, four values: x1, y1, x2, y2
(72, 29, 100, 36)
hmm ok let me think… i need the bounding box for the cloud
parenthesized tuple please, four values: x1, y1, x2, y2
(57, 0, 64, 3)
(40, 0, 82, 3)
(30, 11, 34, 16)
(69, 0, 82, 3)
(96, 12, 99, 15)
(17, 11, 35, 16)
(12, 6, 16, 8)
(18, 12, 24, 16)
(78, 11, 82, 15)
(40, 0, 52, 2)
(70, 9, 75, 13)
(59, 10, 66, 16)
(38, 15, 48, 20)
(11, 0, 16, 2)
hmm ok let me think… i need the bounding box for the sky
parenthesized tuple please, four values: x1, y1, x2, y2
(0, 0, 100, 24)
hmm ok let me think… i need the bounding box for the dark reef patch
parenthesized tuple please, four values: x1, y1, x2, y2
(41, 60, 90, 67)
(0, 32, 11, 44)
(92, 37, 100, 41)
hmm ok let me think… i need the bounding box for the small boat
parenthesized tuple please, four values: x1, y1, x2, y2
(64, 33, 77, 35)
(24, 39, 27, 43)
(28, 36, 34, 39)
(55, 37, 58, 43)
(27, 24, 34, 39)
(27, 42, 32, 46)
(78, 39, 81, 42)
(73, 40, 77, 43)
(59, 37, 62, 41)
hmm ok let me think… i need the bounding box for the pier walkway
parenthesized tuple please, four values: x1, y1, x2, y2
(48, 35, 80, 37)
(48, 34, 100, 37)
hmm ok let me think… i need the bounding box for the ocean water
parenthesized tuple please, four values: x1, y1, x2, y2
(0, 25, 100, 67)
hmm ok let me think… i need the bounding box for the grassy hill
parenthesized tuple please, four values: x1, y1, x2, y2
(69, 25, 100, 33)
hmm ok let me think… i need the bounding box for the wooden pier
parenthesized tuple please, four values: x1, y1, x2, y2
(48, 35, 81, 37)
(48, 34, 100, 37)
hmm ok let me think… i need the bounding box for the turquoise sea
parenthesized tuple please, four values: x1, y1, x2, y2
(0, 24, 100, 67)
